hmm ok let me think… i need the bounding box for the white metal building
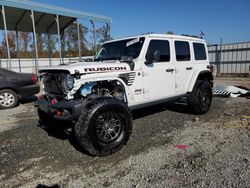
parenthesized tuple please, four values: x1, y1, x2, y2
(208, 41, 250, 75)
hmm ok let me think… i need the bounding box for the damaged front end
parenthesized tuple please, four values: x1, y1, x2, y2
(36, 68, 127, 122)
(41, 70, 74, 100)
(36, 70, 82, 121)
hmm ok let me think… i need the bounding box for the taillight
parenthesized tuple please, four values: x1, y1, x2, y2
(32, 74, 38, 84)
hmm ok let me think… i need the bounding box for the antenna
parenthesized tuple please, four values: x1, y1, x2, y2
(200, 31, 205, 39)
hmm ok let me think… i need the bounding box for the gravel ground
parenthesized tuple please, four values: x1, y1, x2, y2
(0, 103, 37, 133)
(0, 96, 250, 188)
(0, 78, 250, 187)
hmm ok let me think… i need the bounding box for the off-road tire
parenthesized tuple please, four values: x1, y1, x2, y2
(0, 89, 19, 109)
(187, 80, 212, 114)
(75, 97, 132, 157)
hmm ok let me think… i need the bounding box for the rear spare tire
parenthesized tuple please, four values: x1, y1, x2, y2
(75, 97, 132, 157)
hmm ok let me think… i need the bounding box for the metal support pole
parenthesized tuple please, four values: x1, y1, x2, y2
(15, 30, 21, 72)
(246, 43, 248, 75)
(47, 33, 52, 66)
(61, 32, 65, 64)
(235, 43, 238, 74)
(77, 21, 82, 61)
(91, 20, 96, 55)
(219, 37, 223, 74)
(1, 6, 11, 70)
(30, 10, 39, 75)
(240, 43, 243, 74)
(107, 23, 111, 40)
(56, 15, 62, 64)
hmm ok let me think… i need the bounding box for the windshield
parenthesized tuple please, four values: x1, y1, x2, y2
(94, 37, 145, 61)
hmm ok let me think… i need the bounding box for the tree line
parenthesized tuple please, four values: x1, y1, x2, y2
(0, 23, 111, 59)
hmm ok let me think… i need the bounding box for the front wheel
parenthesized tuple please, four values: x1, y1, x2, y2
(187, 80, 212, 114)
(75, 97, 132, 157)
(0, 89, 19, 109)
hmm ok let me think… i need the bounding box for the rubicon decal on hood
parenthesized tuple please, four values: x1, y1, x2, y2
(84, 67, 127, 72)
(39, 61, 130, 75)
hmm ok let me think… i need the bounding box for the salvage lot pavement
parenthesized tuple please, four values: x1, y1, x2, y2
(0, 82, 250, 187)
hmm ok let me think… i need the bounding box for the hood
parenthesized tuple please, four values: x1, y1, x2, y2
(39, 61, 131, 75)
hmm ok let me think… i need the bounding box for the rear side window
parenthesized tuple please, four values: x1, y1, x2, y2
(193, 43, 207, 60)
(175, 41, 190, 61)
(146, 40, 170, 62)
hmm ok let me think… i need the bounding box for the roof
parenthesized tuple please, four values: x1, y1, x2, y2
(148, 34, 205, 41)
(0, 0, 112, 34)
(105, 33, 206, 44)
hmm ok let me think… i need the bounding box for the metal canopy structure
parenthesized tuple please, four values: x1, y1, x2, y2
(0, 0, 112, 74)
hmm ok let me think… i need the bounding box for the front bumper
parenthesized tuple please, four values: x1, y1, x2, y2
(36, 98, 82, 121)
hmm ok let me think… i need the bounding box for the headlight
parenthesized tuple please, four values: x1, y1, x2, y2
(66, 75, 75, 91)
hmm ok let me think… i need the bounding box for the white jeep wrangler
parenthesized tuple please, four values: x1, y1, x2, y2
(37, 34, 213, 156)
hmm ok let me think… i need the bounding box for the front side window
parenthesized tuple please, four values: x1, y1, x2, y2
(193, 43, 207, 60)
(146, 40, 170, 62)
(95, 37, 145, 61)
(175, 41, 190, 61)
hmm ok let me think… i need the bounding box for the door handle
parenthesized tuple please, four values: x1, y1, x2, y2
(166, 69, 175, 72)
(186, 67, 193, 70)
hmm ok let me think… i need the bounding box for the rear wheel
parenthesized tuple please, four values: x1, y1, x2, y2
(0, 89, 19, 109)
(75, 97, 132, 157)
(187, 80, 212, 114)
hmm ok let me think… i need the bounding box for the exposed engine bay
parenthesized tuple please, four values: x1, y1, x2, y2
(41, 72, 125, 102)
(76, 81, 125, 101)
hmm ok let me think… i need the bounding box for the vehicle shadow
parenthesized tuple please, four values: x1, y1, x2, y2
(37, 120, 73, 141)
(37, 120, 91, 156)
(36, 184, 60, 188)
(132, 97, 193, 119)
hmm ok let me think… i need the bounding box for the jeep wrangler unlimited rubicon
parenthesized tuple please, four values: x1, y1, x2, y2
(37, 34, 213, 156)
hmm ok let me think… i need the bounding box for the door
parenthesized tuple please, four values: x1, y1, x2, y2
(174, 40, 194, 93)
(142, 39, 175, 99)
